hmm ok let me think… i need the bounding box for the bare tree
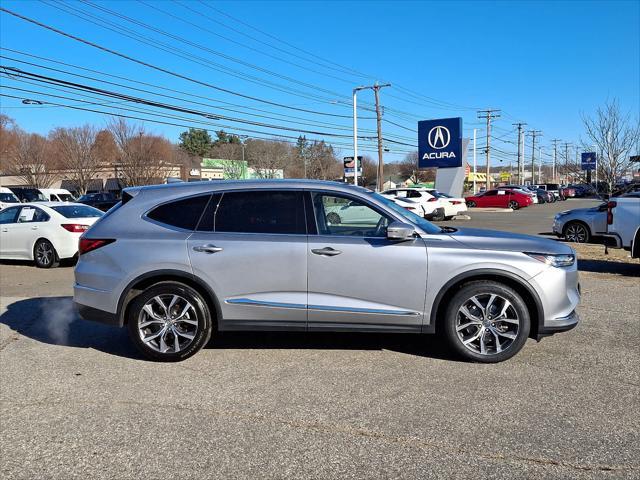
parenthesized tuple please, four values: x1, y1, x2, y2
(3, 130, 60, 188)
(582, 99, 640, 193)
(398, 151, 435, 184)
(107, 118, 173, 186)
(50, 125, 102, 195)
(246, 139, 290, 178)
(0, 114, 19, 168)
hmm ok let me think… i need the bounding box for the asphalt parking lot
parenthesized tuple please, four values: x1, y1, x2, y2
(1, 199, 639, 479)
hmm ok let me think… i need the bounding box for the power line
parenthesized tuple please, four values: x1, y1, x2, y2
(477, 109, 501, 189)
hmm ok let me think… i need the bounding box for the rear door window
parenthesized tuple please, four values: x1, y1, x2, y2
(147, 194, 211, 231)
(214, 191, 305, 234)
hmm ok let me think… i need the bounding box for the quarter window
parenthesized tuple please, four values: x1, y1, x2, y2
(147, 194, 211, 230)
(312, 193, 390, 237)
(214, 191, 305, 234)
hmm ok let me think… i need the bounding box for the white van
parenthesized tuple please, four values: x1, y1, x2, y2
(0, 187, 21, 210)
(39, 188, 76, 202)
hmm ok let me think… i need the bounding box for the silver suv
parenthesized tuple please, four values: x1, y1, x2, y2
(74, 180, 580, 363)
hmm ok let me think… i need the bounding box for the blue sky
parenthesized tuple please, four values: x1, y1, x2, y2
(1, 0, 638, 165)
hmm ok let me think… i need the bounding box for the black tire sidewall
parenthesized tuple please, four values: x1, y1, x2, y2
(33, 239, 59, 269)
(442, 281, 531, 363)
(127, 282, 212, 362)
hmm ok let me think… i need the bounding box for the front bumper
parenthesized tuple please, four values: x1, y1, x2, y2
(537, 309, 580, 339)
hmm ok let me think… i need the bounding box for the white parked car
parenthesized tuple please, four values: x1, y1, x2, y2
(603, 193, 640, 258)
(381, 188, 446, 220)
(39, 188, 76, 202)
(0, 202, 103, 268)
(380, 195, 425, 217)
(0, 187, 21, 210)
(424, 189, 468, 218)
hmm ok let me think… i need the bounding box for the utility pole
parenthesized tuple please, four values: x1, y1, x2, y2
(372, 82, 391, 191)
(513, 122, 527, 184)
(478, 109, 501, 189)
(526, 130, 543, 185)
(561, 142, 572, 184)
(551, 139, 561, 182)
(352, 83, 390, 189)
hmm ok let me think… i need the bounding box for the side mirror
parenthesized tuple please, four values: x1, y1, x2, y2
(387, 221, 416, 241)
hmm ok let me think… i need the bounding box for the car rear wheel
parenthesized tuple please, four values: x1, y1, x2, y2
(33, 239, 59, 268)
(442, 281, 530, 363)
(127, 282, 213, 362)
(563, 222, 590, 243)
(466, 201, 476, 208)
(508, 200, 520, 210)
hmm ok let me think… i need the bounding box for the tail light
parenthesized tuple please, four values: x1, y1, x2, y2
(607, 201, 617, 225)
(61, 224, 90, 233)
(450, 200, 462, 205)
(78, 238, 115, 255)
(427, 197, 437, 202)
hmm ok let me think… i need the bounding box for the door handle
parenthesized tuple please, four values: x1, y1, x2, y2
(31, 226, 38, 230)
(1, 228, 7, 232)
(311, 247, 342, 256)
(193, 244, 223, 254)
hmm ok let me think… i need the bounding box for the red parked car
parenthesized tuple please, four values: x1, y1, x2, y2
(465, 189, 533, 210)
(561, 186, 576, 198)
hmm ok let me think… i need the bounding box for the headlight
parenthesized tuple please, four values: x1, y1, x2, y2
(525, 252, 575, 267)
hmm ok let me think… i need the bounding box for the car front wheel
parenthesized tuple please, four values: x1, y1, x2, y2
(508, 200, 519, 210)
(563, 222, 590, 243)
(127, 282, 213, 361)
(442, 281, 530, 363)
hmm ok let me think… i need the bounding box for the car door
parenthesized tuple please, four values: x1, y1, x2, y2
(187, 189, 309, 330)
(306, 191, 427, 330)
(0, 206, 21, 257)
(12, 206, 50, 258)
(478, 190, 497, 207)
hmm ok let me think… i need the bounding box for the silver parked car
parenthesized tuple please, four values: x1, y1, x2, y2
(75, 180, 580, 363)
(553, 203, 607, 243)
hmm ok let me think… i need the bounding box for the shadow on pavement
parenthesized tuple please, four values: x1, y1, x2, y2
(0, 296, 459, 362)
(578, 259, 640, 277)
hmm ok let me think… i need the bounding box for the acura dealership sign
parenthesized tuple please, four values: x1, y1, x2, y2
(418, 117, 463, 169)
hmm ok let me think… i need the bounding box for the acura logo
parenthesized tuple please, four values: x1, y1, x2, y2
(427, 126, 451, 150)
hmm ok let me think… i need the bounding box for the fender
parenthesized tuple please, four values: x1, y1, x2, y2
(116, 269, 223, 327)
(423, 268, 545, 334)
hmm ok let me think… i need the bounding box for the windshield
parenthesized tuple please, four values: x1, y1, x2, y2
(369, 192, 442, 234)
(78, 194, 97, 201)
(58, 194, 76, 202)
(51, 205, 103, 218)
(0, 193, 20, 203)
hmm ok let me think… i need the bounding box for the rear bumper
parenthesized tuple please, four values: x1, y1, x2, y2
(75, 302, 120, 327)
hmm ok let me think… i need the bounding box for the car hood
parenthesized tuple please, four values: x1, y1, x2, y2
(446, 227, 573, 255)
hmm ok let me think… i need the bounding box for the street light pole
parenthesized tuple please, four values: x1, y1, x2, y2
(473, 128, 477, 194)
(352, 87, 361, 186)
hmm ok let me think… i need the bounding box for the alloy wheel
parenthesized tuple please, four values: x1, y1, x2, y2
(564, 223, 588, 243)
(35, 241, 53, 266)
(137, 294, 199, 354)
(455, 293, 520, 356)
(508, 200, 519, 210)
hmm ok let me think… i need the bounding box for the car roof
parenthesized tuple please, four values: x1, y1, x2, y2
(30, 201, 90, 208)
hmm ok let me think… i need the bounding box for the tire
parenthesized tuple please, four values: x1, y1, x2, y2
(127, 282, 213, 362)
(431, 208, 445, 222)
(466, 201, 476, 208)
(442, 281, 531, 363)
(326, 212, 341, 225)
(508, 200, 520, 210)
(33, 239, 59, 268)
(563, 221, 590, 243)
